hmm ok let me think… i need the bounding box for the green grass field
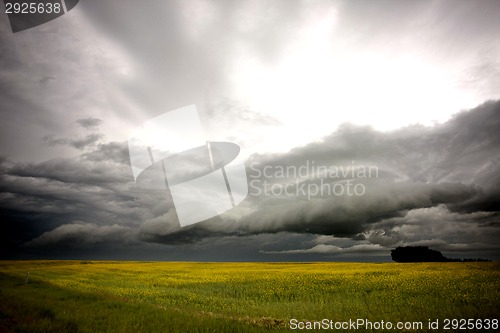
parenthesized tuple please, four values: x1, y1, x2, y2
(0, 261, 498, 332)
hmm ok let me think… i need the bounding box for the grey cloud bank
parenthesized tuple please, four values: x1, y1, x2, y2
(1, 101, 499, 260)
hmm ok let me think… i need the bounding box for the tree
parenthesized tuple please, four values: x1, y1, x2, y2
(391, 246, 449, 262)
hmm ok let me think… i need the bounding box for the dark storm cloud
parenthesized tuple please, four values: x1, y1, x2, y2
(137, 213, 227, 245)
(233, 182, 478, 236)
(263, 243, 385, 255)
(2, 101, 500, 260)
(76, 117, 102, 129)
(42, 117, 103, 150)
(115, 101, 499, 253)
(362, 206, 500, 260)
(43, 133, 103, 150)
(0, 138, 156, 257)
(6, 154, 131, 186)
(365, 206, 500, 247)
(82, 141, 131, 165)
(24, 223, 136, 248)
(232, 101, 499, 259)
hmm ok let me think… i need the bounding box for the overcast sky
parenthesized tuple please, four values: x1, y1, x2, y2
(1, 0, 499, 261)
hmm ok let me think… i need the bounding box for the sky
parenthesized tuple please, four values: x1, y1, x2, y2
(1, 0, 499, 261)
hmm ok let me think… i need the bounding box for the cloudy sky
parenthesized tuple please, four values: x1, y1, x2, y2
(1, 0, 499, 261)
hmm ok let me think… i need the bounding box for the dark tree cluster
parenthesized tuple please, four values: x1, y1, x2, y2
(390, 246, 491, 263)
(391, 246, 448, 262)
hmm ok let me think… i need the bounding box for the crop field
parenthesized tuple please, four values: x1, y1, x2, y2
(0, 261, 498, 332)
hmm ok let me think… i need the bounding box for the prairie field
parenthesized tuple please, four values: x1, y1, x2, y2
(0, 261, 498, 332)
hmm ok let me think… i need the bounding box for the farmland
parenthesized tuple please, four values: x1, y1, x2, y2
(0, 261, 498, 332)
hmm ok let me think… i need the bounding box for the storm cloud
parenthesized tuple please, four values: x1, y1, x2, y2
(0, 100, 498, 260)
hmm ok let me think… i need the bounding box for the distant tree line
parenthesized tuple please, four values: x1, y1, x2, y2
(391, 246, 491, 263)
